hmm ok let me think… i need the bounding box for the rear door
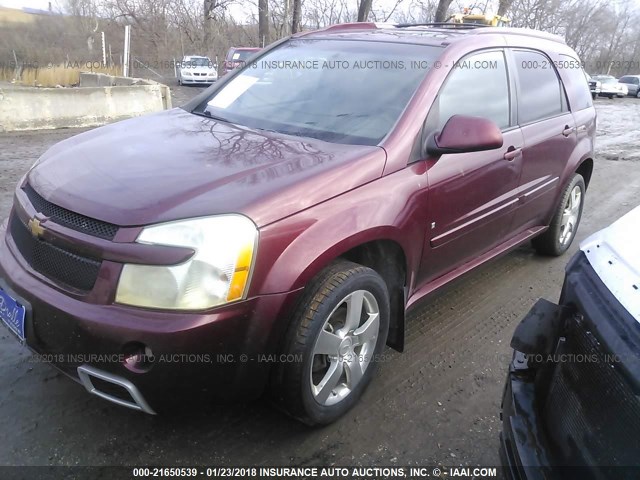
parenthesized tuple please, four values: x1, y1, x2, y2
(417, 49, 525, 283)
(508, 49, 577, 232)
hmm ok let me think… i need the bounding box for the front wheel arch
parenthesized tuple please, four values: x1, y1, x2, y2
(339, 240, 407, 352)
(270, 260, 391, 424)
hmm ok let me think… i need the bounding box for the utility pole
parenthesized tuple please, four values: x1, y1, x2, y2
(123, 25, 131, 77)
(101, 32, 106, 67)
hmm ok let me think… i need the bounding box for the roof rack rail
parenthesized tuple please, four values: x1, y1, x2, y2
(394, 22, 490, 29)
(471, 27, 565, 43)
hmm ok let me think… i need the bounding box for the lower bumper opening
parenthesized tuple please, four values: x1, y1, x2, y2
(77, 365, 156, 415)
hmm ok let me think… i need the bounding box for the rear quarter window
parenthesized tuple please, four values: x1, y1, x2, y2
(558, 55, 592, 111)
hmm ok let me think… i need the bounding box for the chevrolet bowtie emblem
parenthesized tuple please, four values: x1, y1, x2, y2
(27, 218, 46, 238)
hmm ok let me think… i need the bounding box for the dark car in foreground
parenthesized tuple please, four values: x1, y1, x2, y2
(500, 207, 640, 479)
(0, 23, 596, 425)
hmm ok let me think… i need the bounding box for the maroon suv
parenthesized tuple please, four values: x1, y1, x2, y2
(0, 23, 595, 424)
(222, 47, 261, 75)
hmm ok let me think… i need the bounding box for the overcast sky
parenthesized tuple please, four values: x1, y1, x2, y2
(0, 0, 431, 22)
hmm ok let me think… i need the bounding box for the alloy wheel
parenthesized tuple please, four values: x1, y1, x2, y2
(310, 290, 380, 406)
(559, 185, 582, 246)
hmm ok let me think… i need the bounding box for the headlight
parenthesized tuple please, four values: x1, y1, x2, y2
(116, 215, 258, 310)
(182, 71, 192, 76)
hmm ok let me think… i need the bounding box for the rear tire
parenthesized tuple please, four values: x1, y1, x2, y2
(271, 261, 390, 425)
(532, 174, 585, 256)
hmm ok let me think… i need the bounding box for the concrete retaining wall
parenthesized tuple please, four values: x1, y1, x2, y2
(78, 72, 165, 88)
(0, 73, 172, 132)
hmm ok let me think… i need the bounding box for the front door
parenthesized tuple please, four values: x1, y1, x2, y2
(415, 49, 524, 285)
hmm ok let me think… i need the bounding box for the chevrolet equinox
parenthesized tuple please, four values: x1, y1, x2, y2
(0, 23, 596, 424)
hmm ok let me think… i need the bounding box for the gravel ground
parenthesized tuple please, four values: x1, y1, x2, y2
(0, 95, 639, 469)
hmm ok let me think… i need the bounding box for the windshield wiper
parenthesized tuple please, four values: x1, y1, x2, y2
(252, 125, 312, 140)
(254, 126, 282, 134)
(193, 109, 230, 123)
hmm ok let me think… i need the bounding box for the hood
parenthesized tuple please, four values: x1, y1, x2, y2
(27, 109, 386, 228)
(581, 206, 640, 323)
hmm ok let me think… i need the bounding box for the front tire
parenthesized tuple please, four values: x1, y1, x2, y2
(532, 173, 585, 256)
(272, 261, 390, 425)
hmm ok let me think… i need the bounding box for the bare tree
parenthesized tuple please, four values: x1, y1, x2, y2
(434, 0, 453, 22)
(497, 0, 512, 16)
(291, 0, 302, 33)
(357, 0, 373, 22)
(2, 0, 637, 83)
(258, 0, 270, 46)
(304, 0, 354, 29)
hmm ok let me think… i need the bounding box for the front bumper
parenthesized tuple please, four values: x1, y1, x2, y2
(0, 219, 301, 413)
(180, 76, 216, 84)
(500, 364, 556, 480)
(599, 86, 624, 96)
(500, 252, 640, 479)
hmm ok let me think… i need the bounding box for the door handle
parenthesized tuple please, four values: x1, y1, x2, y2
(562, 125, 575, 137)
(503, 147, 522, 161)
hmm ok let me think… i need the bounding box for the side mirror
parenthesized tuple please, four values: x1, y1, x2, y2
(425, 115, 503, 156)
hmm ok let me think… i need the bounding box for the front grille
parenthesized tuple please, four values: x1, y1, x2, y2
(10, 215, 102, 292)
(23, 184, 118, 240)
(542, 315, 640, 470)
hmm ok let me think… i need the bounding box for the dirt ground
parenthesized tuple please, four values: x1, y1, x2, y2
(1, 92, 639, 469)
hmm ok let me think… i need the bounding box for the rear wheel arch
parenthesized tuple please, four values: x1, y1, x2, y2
(575, 158, 593, 189)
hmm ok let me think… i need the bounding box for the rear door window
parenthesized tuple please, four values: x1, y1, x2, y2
(513, 50, 566, 124)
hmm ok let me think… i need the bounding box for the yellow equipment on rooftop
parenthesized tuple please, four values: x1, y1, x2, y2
(447, 8, 510, 27)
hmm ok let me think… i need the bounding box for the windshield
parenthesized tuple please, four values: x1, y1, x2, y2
(231, 50, 258, 62)
(199, 39, 441, 145)
(184, 57, 212, 68)
(595, 77, 616, 84)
